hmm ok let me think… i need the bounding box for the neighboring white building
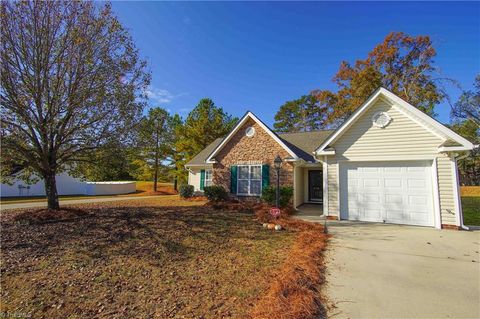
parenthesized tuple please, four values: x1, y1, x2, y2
(1, 172, 136, 197)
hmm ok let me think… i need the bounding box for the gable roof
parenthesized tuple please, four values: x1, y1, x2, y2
(185, 138, 223, 166)
(280, 130, 333, 162)
(185, 128, 333, 167)
(314, 87, 475, 155)
(205, 111, 299, 163)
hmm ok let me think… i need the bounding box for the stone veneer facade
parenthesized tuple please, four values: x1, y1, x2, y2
(212, 118, 294, 194)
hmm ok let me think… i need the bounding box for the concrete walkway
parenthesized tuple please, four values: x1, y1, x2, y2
(0, 195, 172, 210)
(293, 204, 324, 223)
(324, 221, 480, 318)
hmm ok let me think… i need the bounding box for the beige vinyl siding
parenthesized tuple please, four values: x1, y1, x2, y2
(327, 163, 339, 216)
(325, 97, 459, 226)
(188, 168, 206, 192)
(437, 155, 457, 225)
(293, 165, 303, 207)
(333, 98, 443, 160)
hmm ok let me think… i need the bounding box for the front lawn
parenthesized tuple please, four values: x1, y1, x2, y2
(462, 196, 480, 226)
(0, 199, 295, 318)
(461, 186, 480, 226)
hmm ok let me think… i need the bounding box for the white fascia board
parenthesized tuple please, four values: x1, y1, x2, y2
(438, 146, 473, 152)
(314, 87, 474, 154)
(205, 111, 299, 163)
(185, 164, 213, 167)
(315, 150, 336, 156)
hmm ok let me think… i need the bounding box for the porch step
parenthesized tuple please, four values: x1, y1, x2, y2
(292, 214, 326, 223)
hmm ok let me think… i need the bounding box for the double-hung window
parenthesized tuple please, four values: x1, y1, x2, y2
(237, 165, 262, 196)
(205, 169, 213, 187)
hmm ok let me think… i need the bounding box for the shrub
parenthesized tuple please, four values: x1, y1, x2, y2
(204, 185, 228, 202)
(261, 186, 294, 208)
(179, 184, 194, 198)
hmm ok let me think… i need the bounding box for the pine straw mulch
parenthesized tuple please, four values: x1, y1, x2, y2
(209, 201, 330, 319)
(251, 205, 329, 319)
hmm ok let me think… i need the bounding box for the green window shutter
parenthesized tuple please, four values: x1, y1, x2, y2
(262, 164, 270, 189)
(200, 169, 205, 190)
(230, 166, 237, 194)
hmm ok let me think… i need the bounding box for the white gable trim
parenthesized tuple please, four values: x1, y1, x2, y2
(205, 111, 298, 163)
(314, 87, 474, 155)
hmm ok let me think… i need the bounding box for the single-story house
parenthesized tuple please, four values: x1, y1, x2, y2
(185, 88, 475, 229)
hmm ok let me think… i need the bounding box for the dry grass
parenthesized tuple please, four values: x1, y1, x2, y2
(461, 186, 480, 197)
(250, 206, 329, 319)
(1, 199, 295, 318)
(127, 181, 177, 196)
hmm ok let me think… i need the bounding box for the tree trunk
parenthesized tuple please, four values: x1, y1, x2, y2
(173, 174, 178, 191)
(153, 158, 158, 192)
(44, 172, 60, 210)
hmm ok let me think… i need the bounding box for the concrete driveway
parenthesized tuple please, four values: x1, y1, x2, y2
(324, 221, 480, 319)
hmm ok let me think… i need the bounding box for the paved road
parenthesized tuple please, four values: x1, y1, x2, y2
(0, 195, 172, 211)
(324, 221, 480, 319)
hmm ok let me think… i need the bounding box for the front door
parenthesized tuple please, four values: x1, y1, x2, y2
(308, 170, 323, 202)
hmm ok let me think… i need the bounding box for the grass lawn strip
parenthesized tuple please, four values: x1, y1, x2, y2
(1, 201, 295, 318)
(462, 196, 480, 226)
(460, 186, 480, 226)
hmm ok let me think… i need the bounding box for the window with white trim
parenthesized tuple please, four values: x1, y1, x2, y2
(237, 165, 262, 196)
(205, 169, 213, 187)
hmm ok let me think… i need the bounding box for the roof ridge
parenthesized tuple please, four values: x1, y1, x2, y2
(278, 129, 334, 135)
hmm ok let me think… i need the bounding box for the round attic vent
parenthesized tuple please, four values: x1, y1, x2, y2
(372, 111, 391, 128)
(245, 126, 255, 137)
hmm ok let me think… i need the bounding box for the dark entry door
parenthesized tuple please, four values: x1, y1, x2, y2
(308, 170, 323, 202)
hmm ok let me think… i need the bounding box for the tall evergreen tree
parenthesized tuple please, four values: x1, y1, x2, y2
(136, 107, 172, 192)
(274, 95, 328, 132)
(167, 114, 185, 190)
(176, 98, 237, 169)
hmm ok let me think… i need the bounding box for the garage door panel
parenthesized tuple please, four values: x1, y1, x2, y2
(385, 194, 403, 204)
(408, 179, 427, 188)
(409, 195, 428, 205)
(386, 210, 406, 221)
(385, 179, 402, 187)
(364, 194, 380, 202)
(340, 161, 434, 227)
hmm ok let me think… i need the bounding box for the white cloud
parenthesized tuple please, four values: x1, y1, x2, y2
(145, 87, 175, 104)
(145, 87, 190, 106)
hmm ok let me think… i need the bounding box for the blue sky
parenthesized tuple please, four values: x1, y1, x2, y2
(111, 1, 479, 126)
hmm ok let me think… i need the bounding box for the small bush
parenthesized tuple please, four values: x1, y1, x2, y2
(261, 186, 294, 208)
(204, 185, 228, 202)
(179, 184, 194, 198)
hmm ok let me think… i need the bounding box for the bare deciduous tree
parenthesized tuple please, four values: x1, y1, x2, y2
(1, 1, 150, 209)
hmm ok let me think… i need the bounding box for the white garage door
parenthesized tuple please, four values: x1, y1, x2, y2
(340, 161, 434, 227)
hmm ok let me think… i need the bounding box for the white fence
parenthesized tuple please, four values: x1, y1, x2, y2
(84, 181, 136, 196)
(1, 172, 136, 197)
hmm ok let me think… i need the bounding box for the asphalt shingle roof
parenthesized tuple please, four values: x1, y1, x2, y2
(185, 130, 333, 166)
(279, 130, 334, 162)
(185, 138, 223, 166)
